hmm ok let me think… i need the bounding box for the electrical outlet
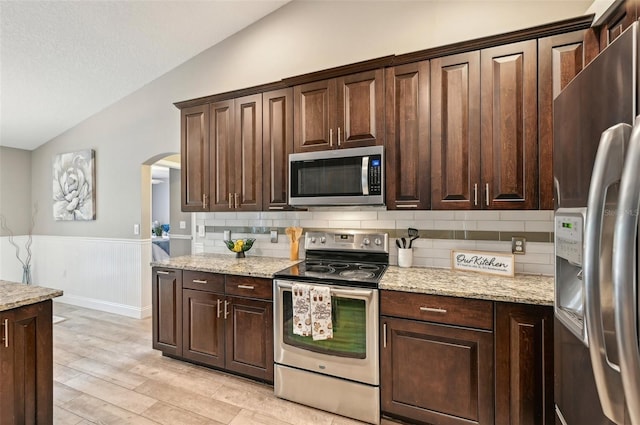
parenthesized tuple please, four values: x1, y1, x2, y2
(223, 230, 231, 241)
(270, 229, 278, 243)
(511, 237, 526, 255)
(198, 225, 206, 237)
(179, 221, 186, 229)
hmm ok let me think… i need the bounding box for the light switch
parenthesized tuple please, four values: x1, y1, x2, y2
(179, 221, 186, 229)
(198, 225, 206, 237)
(133, 224, 140, 235)
(270, 229, 278, 243)
(224, 230, 231, 241)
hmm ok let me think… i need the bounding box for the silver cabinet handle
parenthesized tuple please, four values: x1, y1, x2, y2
(217, 299, 222, 319)
(269, 206, 284, 210)
(2, 319, 7, 348)
(383, 323, 387, 348)
(485, 183, 490, 206)
(396, 204, 418, 208)
(613, 119, 640, 425)
(224, 300, 230, 319)
(474, 183, 478, 206)
(192, 279, 207, 284)
(202, 194, 208, 209)
(237, 285, 254, 290)
(419, 306, 447, 314)
(157, 271, 170, 275)
(228, 193, 233, 209)
(585, 123, 629, 424)
(338, 127, 341, 146)
(234, 193, 240, 209)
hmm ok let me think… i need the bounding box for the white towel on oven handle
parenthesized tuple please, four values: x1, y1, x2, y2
(310, 285, 333, 341)
(292, 283, 312, 337)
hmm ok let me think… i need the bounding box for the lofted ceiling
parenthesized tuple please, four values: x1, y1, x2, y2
(0, 0, 290, 151)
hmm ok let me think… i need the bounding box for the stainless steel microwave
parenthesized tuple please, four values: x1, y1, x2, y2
(288, 146, 384, 206)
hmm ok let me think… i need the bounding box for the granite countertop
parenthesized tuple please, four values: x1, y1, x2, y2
(0, 281, 63, 312)
(151, 253, 302, 279)
(380, 266, 554, 306)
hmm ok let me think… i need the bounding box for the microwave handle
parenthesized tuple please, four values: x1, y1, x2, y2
(362, 156, 369, 195)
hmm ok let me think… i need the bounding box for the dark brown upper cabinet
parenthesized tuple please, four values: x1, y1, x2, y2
(481, 39, 538, 210)
(293, 69, 384, 152)
(181, 104, 210, 212)
(538, 29, 587, 210)
(431, 51, 481, 210)
(210, 94, 263, 211)
(385, 61, 430, 210)
(262, 88, 294, 211)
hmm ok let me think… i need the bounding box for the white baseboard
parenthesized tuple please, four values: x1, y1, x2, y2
(55, 294, 151, 319)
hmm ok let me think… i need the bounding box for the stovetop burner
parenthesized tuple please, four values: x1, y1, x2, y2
(274, 230, 389, 287)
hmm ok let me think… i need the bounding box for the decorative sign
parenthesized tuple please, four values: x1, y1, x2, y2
(451, 250, 515, 277)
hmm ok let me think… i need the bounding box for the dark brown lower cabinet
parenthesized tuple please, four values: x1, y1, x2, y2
(0, 300, 53, 425)
(381, 316, 494, 425)
(495, 302, 554, 425)
(152, 268, 183, 356)
(153, 268, 274, 383)
(225, 296, 273, 381)
(182, 289, 225, 368)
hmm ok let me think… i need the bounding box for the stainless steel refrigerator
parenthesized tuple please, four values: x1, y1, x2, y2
(554, 22, 640, 425)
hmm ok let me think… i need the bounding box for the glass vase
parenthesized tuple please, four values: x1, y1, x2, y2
(22, 264, 32, 285)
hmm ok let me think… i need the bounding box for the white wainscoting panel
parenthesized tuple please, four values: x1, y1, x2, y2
(30, 236, 152, 318)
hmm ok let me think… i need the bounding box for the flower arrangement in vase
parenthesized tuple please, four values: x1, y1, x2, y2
(0, 204, 37, 284)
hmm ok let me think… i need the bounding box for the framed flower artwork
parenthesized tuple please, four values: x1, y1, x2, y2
(52, 149, 96, 221)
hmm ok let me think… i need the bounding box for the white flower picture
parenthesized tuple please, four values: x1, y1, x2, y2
(53, 149, 95, 221)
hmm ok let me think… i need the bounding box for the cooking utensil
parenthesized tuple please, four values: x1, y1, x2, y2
(400, 237, 407, 248)
(285, 226, 303, 260)
(395, 239, 402, 249)
(408, 228, 420, 248)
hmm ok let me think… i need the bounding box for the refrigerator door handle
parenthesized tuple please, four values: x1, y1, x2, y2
(613, 119, 640, 425)
(585, 123, 630, 425)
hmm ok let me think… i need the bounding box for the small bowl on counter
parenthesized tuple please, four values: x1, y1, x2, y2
(224, 238, 256, 258)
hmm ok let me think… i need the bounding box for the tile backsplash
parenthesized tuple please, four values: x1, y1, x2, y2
(194, 209, 554, 276)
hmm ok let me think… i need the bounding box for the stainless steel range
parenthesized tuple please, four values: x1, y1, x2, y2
(273, 230, 389, 425)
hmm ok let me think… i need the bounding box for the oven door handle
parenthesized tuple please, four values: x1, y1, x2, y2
(276, 281, 374, 298)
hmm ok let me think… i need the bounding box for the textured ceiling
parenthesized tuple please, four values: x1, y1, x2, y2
(0, 0, 289, 151)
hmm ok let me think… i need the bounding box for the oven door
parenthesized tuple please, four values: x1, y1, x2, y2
(274, 279, 379, 385)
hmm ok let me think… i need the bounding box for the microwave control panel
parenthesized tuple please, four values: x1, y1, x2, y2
(555, 211, 584, 265)
(368, 155, 382, 195)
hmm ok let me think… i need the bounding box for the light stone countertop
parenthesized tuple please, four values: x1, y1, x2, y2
(380, 266, 554, 306)
(151, 253, 302, 279)
(0, 280, 63, 312)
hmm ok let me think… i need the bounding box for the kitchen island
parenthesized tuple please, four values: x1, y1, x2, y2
(0, 280, 62, 425)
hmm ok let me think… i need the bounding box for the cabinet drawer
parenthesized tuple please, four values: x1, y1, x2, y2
(182, 270, 224, 293)
(381, 291, 493, 330)
(225, 275, 272, 300)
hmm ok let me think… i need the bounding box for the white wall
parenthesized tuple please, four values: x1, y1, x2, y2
(20, 1, 591, 316)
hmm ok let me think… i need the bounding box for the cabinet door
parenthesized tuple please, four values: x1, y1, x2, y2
(182, 289, 225, 368)
(336, 69, 385, 149)
(234, 94, 263, 211)
(381, 316, 494, 425)
(210, 99, 235, 210)
(263, 88, 294, 210)
(225, 296, 274, 382)
(431, 51, 481, 210)
(481, 40, 538, 209)
(0, 300, 53, 425)
(181, 104, 210, 212)
(152, 268, 182, 356)
(495, 303, 553, 425)
(294, 79, 337, 152)
(538, 30, 586, 210)
(385, 61, 430, 210)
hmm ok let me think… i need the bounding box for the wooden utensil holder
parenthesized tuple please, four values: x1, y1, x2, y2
(290, 240, 299, 260)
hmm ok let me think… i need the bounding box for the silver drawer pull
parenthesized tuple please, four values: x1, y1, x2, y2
(269, 206, 285, 210)
(192, 279, 208, 284)
(156, 271, 170, 275)
(396, 204, 418, 208)
(237, 285, 254, 290)
(3, 319, 8, 348)
(420, 306, 447, 314)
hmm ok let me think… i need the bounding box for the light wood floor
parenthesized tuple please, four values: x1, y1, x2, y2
(52, 302, 400, 425)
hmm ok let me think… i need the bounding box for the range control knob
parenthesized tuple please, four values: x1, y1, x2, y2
(310, 237, 316, 243)
(374, 238, 382, 246)
(363, 238, 370, 246)
(320, 236, 326, 244)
